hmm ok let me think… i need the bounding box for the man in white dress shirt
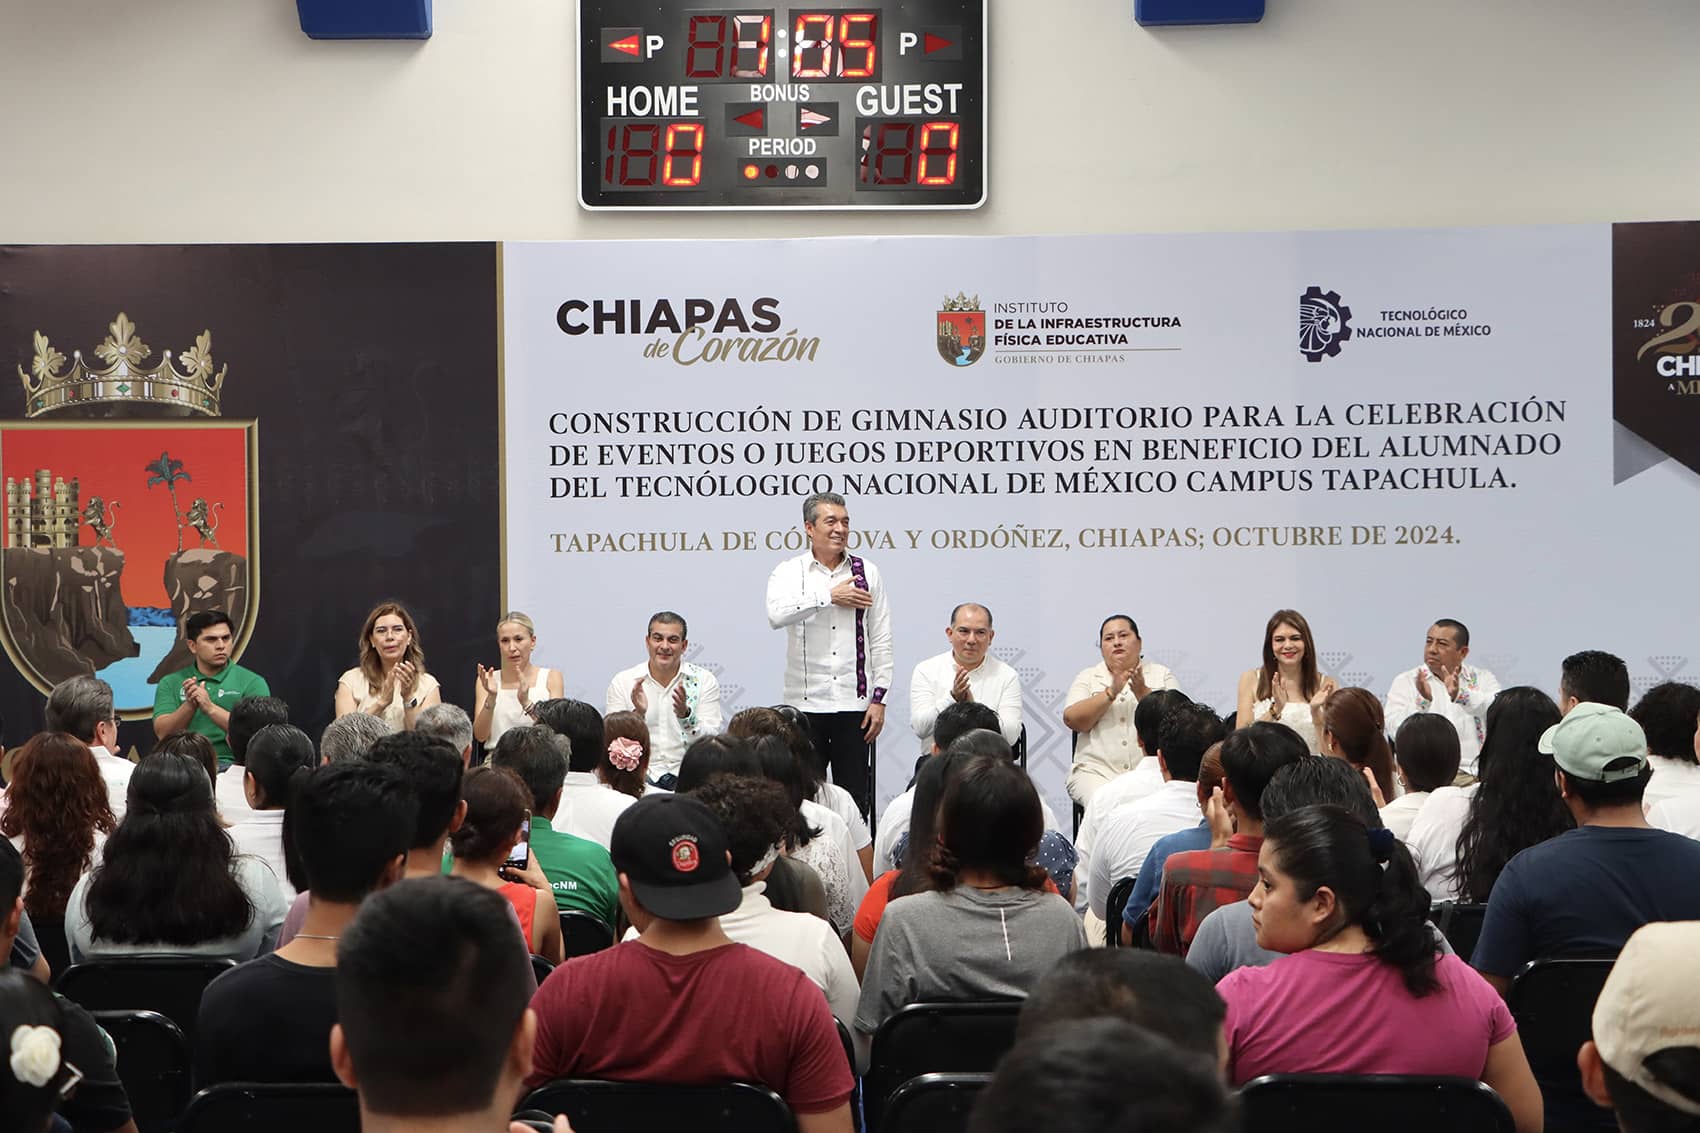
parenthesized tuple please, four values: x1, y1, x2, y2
(533, 698, 634, 850)
(45, 676, 133, 821)
(765, 492, 893, 819)
(909, 603, 1023, 754)
(605, 611, 724, 788)
(1383, 619, 1500, 776)
(1063, 615, 1182, 807)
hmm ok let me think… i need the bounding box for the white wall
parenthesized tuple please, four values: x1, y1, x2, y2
(2, 0, 1695, 242)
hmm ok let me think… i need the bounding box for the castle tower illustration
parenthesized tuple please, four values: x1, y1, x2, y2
(5, 470, 81, 548)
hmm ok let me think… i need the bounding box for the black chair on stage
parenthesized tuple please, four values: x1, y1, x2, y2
(180, 1083, 361, 1133)
(559, 911, 615, 958)
(1012, 725, 1027, 770)
(1238, 1074, 1514, 1133)
(864, 1002, 1021, 1133)
(91, 1010, 191, 1133)
(1432, 901, 1488, 964)
(531, 953, 556, 984)
(57, 957, 236, 1041)
(1104, 877, 1137, 947)
(521, 1079, 794, 1133)
(1507, 957, 1615, 1127)
(835, 1018, 863, 1133)
(882, 1073, 989, 1133)
(1069, 731, 1083, 838)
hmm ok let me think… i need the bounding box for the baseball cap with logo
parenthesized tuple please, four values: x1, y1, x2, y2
(609, 793, 741, 920)
(1592, 921, 1700, 1116)
(1537, 702, 1648, 782)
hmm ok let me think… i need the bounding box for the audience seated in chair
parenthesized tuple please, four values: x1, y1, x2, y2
(449, 766, 566, 964)
(967, 1018, 1235, 1133)
(1214, 803, 1542, 1133)
(1017, 949, 1227, 1075)
(0, 839, 136, 1133)
(526, 794, 855, 1133)
(226, 723, 317, 902)
(530, 698, 634, 851)
(219, 695, 291, 823)
(873, 701, 1001, 874)
(855, 746, 1087, 1038)
(67, 750, 287, 964)
(490, 725, 620, 927)
(1578, 921, 1700, 1133)
(318, 711, 392, 765)
(194, 762, 416, 1088)
(332, 878, 541, 1133)
(1379, 713, 1461, 841)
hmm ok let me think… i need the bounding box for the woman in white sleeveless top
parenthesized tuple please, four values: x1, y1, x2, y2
(474, 611, 564, 752)
(1235, 608, 1337, 754)
(334, 602, 442, 731)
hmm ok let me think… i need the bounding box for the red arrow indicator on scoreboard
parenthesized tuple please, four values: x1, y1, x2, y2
(923, 32, 954, 54)
(609, 33, 641, 56)
(799, 108, 831, 130)
(733, 107, 766, 130)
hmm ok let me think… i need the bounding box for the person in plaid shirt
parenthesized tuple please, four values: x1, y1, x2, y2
(1149, 722, 1308, 956)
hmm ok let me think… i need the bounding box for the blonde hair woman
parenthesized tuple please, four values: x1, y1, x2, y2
(473, 611, 564, 752)
(334, 602, 441, 730)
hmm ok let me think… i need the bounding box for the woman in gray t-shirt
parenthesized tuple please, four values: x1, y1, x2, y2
(855, 744, 1088, 1034)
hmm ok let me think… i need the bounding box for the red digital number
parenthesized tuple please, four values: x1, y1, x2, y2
(614, 123, 661, 186)
(686, 15, 727, 78)
(731, 14, 772, 78)
(918, 120, 959, 185)
(662, 123, 705, 187)
(871, 122, 915, 184)
(839, 13, 877, 78)
(792, 13, 836, 78)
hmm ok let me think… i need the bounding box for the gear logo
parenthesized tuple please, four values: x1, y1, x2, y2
(1299, 286, 1353, 362)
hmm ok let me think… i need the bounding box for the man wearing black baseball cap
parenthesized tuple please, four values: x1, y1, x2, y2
(527, 794, 854, 1133)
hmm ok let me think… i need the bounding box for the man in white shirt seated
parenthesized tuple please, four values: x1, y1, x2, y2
(1084, 702, 1228, 923)
(1629, 682, 1700, 812)
(217, 695, 290, 822)
(1073, 689, 1192, 917)
(909, 603, 1023, 754)
(533, 698, 634, 849)
(1063, 615, 1182, 807)
(874, 702, 1060, 874)
(605, 610, 724, 789)
(1383, 619, 1500, 775)
(765, 492, 893, 820)
(46, 676, 135, 821)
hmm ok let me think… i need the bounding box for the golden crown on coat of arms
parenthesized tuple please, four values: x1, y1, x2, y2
(941, 292, 982, 312)
(19, 313, 227, 419)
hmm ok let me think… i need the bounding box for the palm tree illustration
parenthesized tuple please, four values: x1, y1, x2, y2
(144, 452, 192, 553)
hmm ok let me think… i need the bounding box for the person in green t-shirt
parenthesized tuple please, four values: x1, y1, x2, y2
(152, 609, 271, 769)
(489, 723, 619, 926)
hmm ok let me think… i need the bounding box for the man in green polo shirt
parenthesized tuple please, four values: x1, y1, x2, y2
(489, 723, 619, 927)
(152, 609, 271, 769)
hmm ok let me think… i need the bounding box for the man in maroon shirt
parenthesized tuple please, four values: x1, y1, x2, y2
(1149, 722, 1306, 956)
(528, 794, 854, 1133)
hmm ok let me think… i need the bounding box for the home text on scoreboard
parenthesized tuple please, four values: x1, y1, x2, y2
(577, 0, 986, 210)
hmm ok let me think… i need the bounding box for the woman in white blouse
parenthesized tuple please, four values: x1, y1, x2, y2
(334, 602, 442, 731)
(473, 611, 564, 752)
(1236, 608, 1336, 754)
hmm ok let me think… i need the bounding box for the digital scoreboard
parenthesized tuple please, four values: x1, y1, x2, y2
(577, 0, 986, 209)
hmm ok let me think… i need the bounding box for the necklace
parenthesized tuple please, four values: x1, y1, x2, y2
(294, 933, 340, 941)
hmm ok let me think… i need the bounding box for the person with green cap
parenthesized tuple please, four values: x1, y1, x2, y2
(1472, 701, 1700, 1131)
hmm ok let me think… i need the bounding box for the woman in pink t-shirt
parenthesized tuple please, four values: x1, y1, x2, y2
(1217, 804, 1543, 1133)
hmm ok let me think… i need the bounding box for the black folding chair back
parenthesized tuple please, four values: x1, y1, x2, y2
(56, 957, 237, 1041)
(559, 911, 616, 958)
(180, 1083, 361, 1133)
(865, 1002, 1021, 1133)
(835, 1018, 863, 1132)
(1507, 958, 1615, 1129)
(1432, 902, 1488, 964)
(882, 1073, 990, 1133)
(522, 1079, 795, 1133)
(532, 953, 557, 984)
(1104, 877, 1137, 947)
(91, 1010, 190, 1133)
(1239, 1073, 1514, 1133)
(1012, 725, 1027, 769)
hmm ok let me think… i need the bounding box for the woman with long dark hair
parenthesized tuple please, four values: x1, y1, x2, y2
(66, 750, 287, 962)
(854, 753, 1087, 1035)
(0, 734, 115, 973)
(1321, 687, 1398, 803)
(1217, 804, 1541, 1132)
(771, 703, 873, 869)
(1236, 609, 1336, 752)
(449, 765, 564, 963)
(0, 969, 79, 1133)
(750, 734, 867, 938)
(1406, 687, 1568, 902)
(228, 724, 317, 901)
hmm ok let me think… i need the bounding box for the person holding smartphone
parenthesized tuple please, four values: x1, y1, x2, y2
(449, 766, 565, 964)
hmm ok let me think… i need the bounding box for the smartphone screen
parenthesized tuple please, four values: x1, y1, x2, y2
(504, 816, 530, 871)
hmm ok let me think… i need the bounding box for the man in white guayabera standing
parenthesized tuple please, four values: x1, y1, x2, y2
(765, 492, 892, 820)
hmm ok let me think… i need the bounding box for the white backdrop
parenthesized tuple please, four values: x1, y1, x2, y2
(502, 227, 1700, 819)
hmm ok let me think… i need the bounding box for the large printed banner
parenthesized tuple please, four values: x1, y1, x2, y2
(503, 224, 1700, 815)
